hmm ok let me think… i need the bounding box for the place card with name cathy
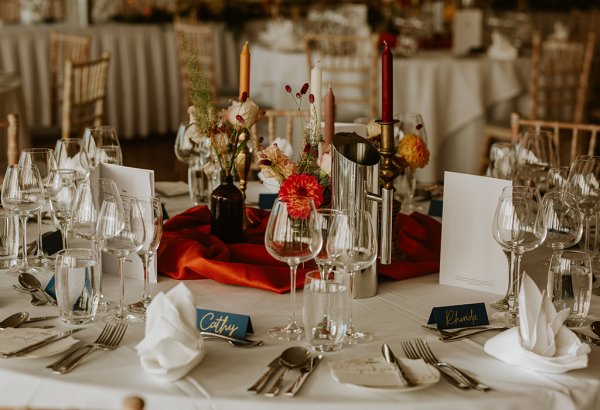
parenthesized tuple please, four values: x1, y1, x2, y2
(427, 302, 489, 329)
(196, 309, 254, 339)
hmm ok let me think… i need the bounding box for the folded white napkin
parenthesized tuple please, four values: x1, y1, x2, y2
(484, 274, 590, 373)
(487, 30, 518, 61)
(135, 283, 205, 381)
(330, 358, 438, 387)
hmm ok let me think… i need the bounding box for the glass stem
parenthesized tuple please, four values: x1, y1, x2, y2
(288, 264, 298, 330)
(20, 215, 28, 268)
(36, 208, 43, 258)
(60, 225, 68, 250)
(346, 270, 356, 334)
(510, 252, 524, 319)
(585, 215, 592, 254)
(118, 256, 125, 318)
(141, 254, 150, 302)
(92, 238, 104, 298)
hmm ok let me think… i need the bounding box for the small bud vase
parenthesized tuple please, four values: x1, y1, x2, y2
(210, 173, 244, 244)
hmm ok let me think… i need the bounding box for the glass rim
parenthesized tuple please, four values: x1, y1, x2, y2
(21, 147, 53, 153)
(56, 248, 95, 258)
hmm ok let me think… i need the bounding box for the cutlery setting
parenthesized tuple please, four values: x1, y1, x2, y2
(248, 347, 321, 397)
(422, 325, 512, 341)
(199, 331, 263, 347)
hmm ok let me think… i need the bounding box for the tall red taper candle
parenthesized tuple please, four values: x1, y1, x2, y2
(324, 84, 335, 145)
(381, 41, 393, 122)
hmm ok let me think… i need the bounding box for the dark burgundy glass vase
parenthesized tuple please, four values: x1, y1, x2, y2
(210, 173, 244, 244)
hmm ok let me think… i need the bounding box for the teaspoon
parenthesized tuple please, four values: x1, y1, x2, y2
(0, 312, 29, 329)
(18, 273, 57, 306)
(265, 346, 311, 397)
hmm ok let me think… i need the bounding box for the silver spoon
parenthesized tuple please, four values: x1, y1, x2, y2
(265, 346, 311, 397)
(18, 273, 57, 306)
(590, 321, 600, 338)
(0, 312, 29, 329)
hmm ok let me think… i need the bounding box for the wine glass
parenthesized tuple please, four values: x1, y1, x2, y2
(54, 138, 91, 180)
(327, 209, 378, 344)
(566, 156, 599, 256)
(264, 196, 322, 340)
(1, 164, 46, 275)
(487, 142, 515, 180)
(97, 195, 146, 324)
(314, 208, 341, 280)
(18, 148, 58, 269)
(71, 178, 121, 311)
(396, 113, 428, 211)
(83, 125, 121, 171)
(491, 186, 546, 321)
(127, 196, 163, 315)
(541, 191, 583, 268)
(514, 130, 559, 190)
(47, 169, 77, 250)
(174, 122, 213, 204)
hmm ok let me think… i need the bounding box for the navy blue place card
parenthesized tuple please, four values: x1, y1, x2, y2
(428, 199, 443, 218)
(259, 193, 277, 209)
(426, 302, 489, 330)
(44, 276, 56, 301)
(196, 309, 254, 339)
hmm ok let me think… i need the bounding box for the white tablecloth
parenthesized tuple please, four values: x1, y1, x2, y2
(250, 46, 530, 183)
(0, 244, 598, 410)
(0, 22, 238, 140)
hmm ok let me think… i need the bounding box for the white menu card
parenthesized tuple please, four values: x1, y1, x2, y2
(439, 172, 511, 294)
(99, 163, 156, 282)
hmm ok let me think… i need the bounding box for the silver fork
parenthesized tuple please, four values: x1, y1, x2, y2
(401, 340, 470, 390)
(47, 324, 127, 374)
(414, 338, 491, 392)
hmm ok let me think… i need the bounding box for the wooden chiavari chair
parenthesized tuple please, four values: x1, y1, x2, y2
(0, 113, 19, 168)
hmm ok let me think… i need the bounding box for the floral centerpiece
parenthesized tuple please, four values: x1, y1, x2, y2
(256, 83, 329, 216)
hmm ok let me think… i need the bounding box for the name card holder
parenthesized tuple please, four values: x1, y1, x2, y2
(196, 309, 254, 339)
(427, 302, 489, 330)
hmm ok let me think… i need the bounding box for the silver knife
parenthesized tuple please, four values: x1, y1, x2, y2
(1, 328, 83, 358)
(247, 355, 282, 393)
(284, 355, 322, 396)
(382, 344, 416, 387)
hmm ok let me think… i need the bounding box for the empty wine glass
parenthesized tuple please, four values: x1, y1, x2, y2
(1, 164, 46, 275)
(54, 138, 90, 180)
(547, 165, 570, 192)
(127, 196, 163, 315)
(492, 186, 546, 321)
(566, 156, 599, 256)
(487, 142, 515, 180)
(395, 113, 428, 211)
(18, 148, 57, 269)
(327, 209, 378, 344)
(47, 169, 77, 250)
(97, 145, 123, 165)
(71, 178, 121, 311)
(314, 208, 341, 280)
(175, 122, 214, 204)
(514, 130, 559, 190)
(97, 195, 146, 324)
(264, 196, 322, 340)
(83, 125, 121, 171)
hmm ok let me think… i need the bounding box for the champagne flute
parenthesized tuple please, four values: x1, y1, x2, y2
(18, 148, 58, 269)
(492, 186, 546, 321)
(264, 196, 322, 340)
(71, 178, 121, 311)
(97, 195, 146, 324)
(127, 196, 163, 315)
(314, 208, 341, 280)
(1, 164, 46, 275)
(327, 209, 378, 344)
(54, 138, 91, 180)
(47, 169, 77, 250)
(83, 125, 121, 171)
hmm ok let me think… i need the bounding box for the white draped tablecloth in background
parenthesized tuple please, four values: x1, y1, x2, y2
(251, 45, 530, 182)
(0, 242, 598, 410)
(0, 22, 239, 141)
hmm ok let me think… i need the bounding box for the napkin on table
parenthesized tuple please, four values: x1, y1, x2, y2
(484, 273, 590, 373)
(330, 358, 438, 387)
(135, 283, 205, 381)
(487, 30, 518, 61)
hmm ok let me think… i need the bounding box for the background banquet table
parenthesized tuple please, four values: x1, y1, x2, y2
(251, 45, 530, 183)
(0, 243, 598, 410)
(0, 22, 239, 141)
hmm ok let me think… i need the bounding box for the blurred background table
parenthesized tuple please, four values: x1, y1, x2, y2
(0, 71, 29, 149)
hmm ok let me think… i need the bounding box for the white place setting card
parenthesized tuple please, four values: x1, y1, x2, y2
(439, 172, 511, 295)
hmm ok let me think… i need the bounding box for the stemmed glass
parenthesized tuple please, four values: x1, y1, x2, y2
(83, 125, 122, 171)
(514, 130, 559, 190)
(540, 191, 583, 268)
(264, 196, 322, 340)
(127, 196, 163, 315)
(97, 195, 146, 324)
(1, 164, 46, 275)
(174, 123, 214, 205)
(54, 138, 91, 180)
(18, 148, 58, 269)
(395, 113, 428, 211)
(327, 209, 378, 344)
(314, 208, 341, 280)
(47, 169, 77, 250)
(97, 146, 123, 165)
(71, 178, 121, 311)
(492, 186, 546, 321)
(487, 142, 515, 180)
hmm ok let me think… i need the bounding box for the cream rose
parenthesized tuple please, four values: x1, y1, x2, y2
(227, 98, 260, 129)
